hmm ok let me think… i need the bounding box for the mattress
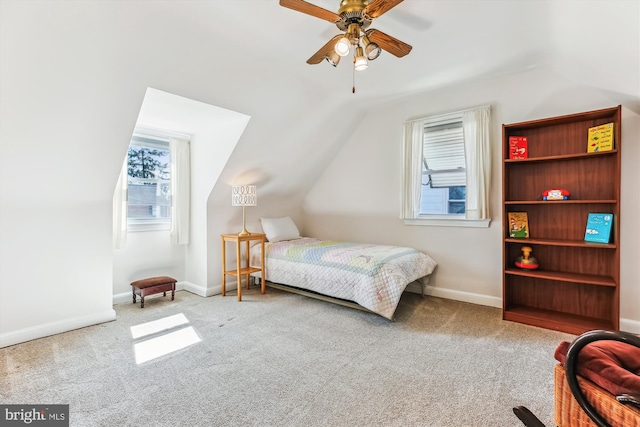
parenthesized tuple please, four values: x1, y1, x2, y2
(250, 237, 437, 319)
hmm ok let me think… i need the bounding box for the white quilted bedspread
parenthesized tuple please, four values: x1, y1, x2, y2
(250, 238, 437, 320)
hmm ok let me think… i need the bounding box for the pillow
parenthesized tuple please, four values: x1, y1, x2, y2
(260, 217, 301, 242)
(554, 338, 640, 396)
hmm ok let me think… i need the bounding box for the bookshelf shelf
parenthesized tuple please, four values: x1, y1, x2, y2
(505, 237, 616, 248)
(504, 268, 616, 287)
(502, 106, 621, 334)
(503, 306, 616, 336)
(504, 200, 617, 205)
(504, 149, 618, 164)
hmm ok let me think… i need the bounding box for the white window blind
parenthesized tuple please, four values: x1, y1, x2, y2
(423, 121, 465, 188)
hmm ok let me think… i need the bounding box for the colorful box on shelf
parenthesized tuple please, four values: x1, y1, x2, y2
(509, 136, 528, 159)
(584, 213, 613, 243)
(587, 123, 614, 153)
(508, 212, 529, 238)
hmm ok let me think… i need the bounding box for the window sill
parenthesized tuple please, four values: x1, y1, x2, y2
(404, 216, 491, 228)
(128, 221, 171, 232)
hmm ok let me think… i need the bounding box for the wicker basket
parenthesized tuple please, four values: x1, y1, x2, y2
(554, 364, 640, 427)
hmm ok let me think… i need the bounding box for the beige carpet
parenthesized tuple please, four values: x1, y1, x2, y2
(0, 286, 575, 426)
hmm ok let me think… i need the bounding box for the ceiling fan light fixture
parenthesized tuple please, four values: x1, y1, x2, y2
(325, 50, 341, 67)
(361, 35, 381, 60)
(353, 46, 368, 71)
(334, 37, 351, 57)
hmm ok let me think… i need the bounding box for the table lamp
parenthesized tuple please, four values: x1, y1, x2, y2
(231, 185, 257, 236)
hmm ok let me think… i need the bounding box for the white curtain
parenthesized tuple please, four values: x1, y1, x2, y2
(401, 119, 426, 219)
(113, 157, 128, 249)
(462, 106, 491, 220)
(170, 137, 190, 245)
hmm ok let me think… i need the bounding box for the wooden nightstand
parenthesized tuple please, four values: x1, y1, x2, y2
(221, 233, 266, 301)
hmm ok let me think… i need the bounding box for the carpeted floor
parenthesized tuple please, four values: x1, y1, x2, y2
(0, 287, 575, 426)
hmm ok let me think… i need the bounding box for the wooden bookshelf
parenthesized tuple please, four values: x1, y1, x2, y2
(502, 106, 621, 335)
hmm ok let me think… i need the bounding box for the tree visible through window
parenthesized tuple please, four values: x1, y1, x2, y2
(127, 138, 170, 223)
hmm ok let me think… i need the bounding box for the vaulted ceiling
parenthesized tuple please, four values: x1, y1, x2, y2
(1, 1, 638, 205)
(199, 0, 639, 198)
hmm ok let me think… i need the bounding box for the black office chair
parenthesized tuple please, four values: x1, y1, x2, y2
(513, 330, 640, 427)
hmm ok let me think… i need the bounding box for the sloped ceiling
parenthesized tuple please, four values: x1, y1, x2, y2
(205, 0, 638, 200)
(1, 0, 638, 205)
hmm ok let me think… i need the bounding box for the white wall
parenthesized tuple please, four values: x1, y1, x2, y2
(112, 230, 186, 301)
(1, 1, 637, 347)
(0, 2, 254, 346)
(129, 88, 251, 298)
(0, 201, 117, 347)
(0, 1, 362, 347)
(303, 66, 640, 332)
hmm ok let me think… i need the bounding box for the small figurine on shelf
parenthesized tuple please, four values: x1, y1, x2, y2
(515, 246, 539, 270)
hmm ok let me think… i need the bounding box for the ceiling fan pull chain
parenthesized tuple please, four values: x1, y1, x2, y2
(352, 66, 356, 93)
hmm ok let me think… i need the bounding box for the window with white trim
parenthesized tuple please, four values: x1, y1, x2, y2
(402, 105, 491, 227)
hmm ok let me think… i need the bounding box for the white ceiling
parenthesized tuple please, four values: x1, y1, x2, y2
(198, 0, 638, 102)
(190, 0, 639, 198)
(1, 0, 638, 204)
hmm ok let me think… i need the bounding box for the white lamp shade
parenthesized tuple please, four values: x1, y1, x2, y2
(231, 185, 257, 206)
(334, 37, 351, 57)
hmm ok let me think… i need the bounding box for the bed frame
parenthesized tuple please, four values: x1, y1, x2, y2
(258, 275, 431, 319)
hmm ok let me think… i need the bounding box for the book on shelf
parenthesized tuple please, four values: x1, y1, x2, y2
(584, 213, 613, 243)
(508, 212, 529, 238)
(587, 122, 614, 153)
(509, 136, 528, 159)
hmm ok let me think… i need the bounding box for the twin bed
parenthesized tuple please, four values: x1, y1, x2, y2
(249, 217, 438, 320)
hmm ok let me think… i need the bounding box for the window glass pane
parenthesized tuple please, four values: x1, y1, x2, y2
(127, 143, 170, 222)
(448, 202, 465, 214)
(449, 186, 466, 200)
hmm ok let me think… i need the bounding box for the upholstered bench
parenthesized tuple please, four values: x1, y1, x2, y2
(130, 276, 177, 308)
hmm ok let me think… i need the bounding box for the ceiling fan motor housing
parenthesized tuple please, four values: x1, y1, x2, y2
(336, 0, 372, 31)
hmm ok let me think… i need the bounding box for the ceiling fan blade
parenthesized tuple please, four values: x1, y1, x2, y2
(279, 0, 341, 23)
(307, 35, 343, 64)
(364, 0, 404, 19)
(366, 28, 412, 57)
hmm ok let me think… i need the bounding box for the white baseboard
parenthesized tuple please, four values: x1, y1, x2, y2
(112, 281, 231, 305)
(113, 281, 190, 305)
(621, 318, 640, 334)
(406, 282, 502, 309)
(182, 281, 227, 298)
(0, 309, 116, 348)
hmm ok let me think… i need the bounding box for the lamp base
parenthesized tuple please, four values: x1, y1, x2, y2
(238, 205, 251, 236)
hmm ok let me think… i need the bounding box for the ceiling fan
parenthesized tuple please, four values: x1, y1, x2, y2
(279, 0, 412, 71)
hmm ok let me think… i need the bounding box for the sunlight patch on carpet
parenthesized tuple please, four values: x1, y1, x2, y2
(134, 326, 201, 364)
(131, 313, 201, 364)
(130, 313, 189, 339)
